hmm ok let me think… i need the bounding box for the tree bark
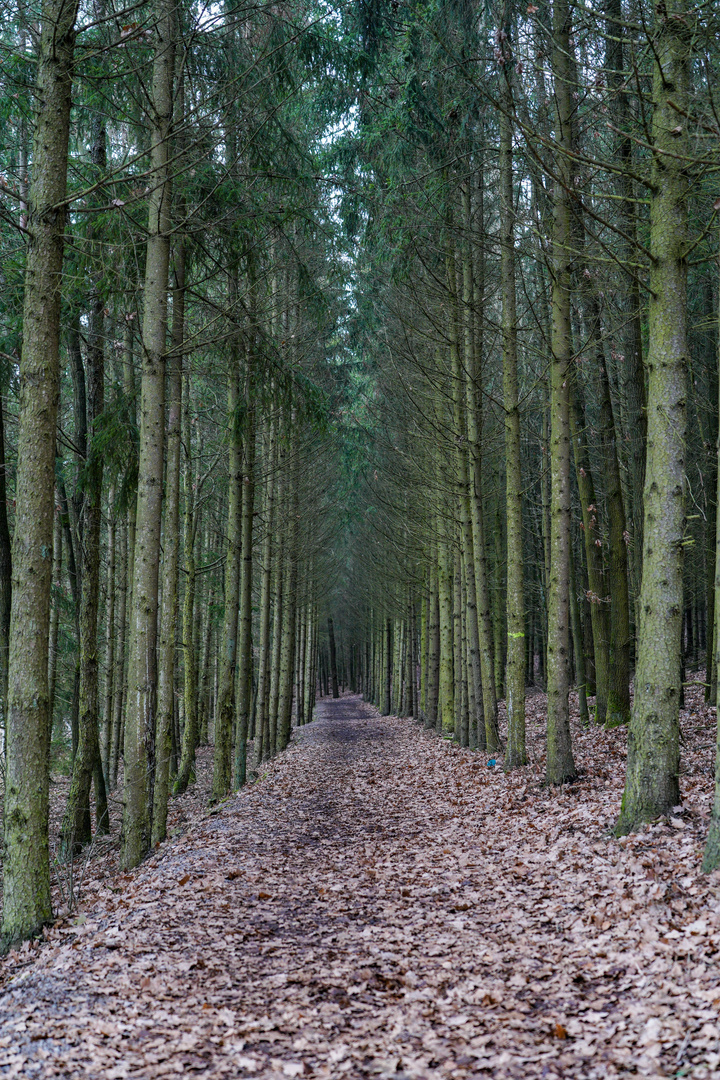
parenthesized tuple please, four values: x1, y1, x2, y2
(499, 44, 525, 767)
(174, 382, 198, 795)
(121, 0, 174, 869)
(61, 105, 109, 855)
(255, 418, 275, 764)
(0, 395, 13, 741)
(151, 234, 184, 845)
(545, 0, 577, 785)
(569, 382, 610, 722)
(234, 408, 255, 786)
(212, 332, 244, 801)
(617, 0, 689, 834)
(328, 616, 340, 699)
(598, 347, 631, 728)
(2, 0, 79, 951)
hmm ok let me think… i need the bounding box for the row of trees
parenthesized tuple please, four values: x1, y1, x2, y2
(327, 0, 720, 868)
(4, 0, 720, 951)
(0, 0, 355, 949)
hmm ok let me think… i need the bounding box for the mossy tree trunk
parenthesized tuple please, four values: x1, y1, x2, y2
(0, 395, 12, 742)
(617, 0, 690, 834)
(2, 0, 79, 951)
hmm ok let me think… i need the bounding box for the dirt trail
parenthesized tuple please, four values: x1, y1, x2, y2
(1, 695, 719, 1078)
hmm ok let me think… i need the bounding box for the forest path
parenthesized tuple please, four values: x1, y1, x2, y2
(1, 695, 719, 1078)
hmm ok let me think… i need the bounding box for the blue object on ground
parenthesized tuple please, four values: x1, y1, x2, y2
(487, 759, 496, 767)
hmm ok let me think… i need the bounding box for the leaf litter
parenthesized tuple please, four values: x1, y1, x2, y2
(0, 688, 719, 1078)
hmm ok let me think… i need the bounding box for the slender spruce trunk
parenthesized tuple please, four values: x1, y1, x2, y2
(0, 396, 12, 741)
(277, 469, 298, 752)
(598, 347, 631, 727)
(61, 104, 109, 855)
(255, 419, 275, 764)
(383, 617, 393, 716)
(704, 263, 720, 870)
(151, 230, 184, 845)
(426, 553, 440, 729)
(465, 173, 499, 749)
(617, 0, 689, 834)
(569, 382, 610, 722)
(545, 0, 577, 785)
(212, 317, 244, 801)
(303, 606, 316, 724)
(2, 0, 79, 950)
(110, 513, 127, 788)
(103, 489, 116, 784)
(48, 505, 62, 733)
(569, 544, 589, 725)
(499, 45, 525, 766)
(328, 616, 340, 699)
(437, 511, 454, 734)
(268, 507, 284, 756)
(121, 0, 174, 868)
(174, 379, 198, 795)
(606, 0, 646, 618)
(234, 406, 255, 786)
(453, 214, 484, 748)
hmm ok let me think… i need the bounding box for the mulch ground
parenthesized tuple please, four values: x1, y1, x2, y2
(0, 689, 719, 1078)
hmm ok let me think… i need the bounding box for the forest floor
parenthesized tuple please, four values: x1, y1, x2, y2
(1, 690, 720, 1078)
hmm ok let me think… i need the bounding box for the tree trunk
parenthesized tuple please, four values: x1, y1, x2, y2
(48, 505, 62, 734)
(383, 617, 393, 717)
(103, 491, 116, 784)
(212, 335, 244, 801)
(465, 173, 499, 749)
(234, 407, 255, 787)
(606, 0, 646, 619)
(2, 0, 79, 951)
(437, 512, 454, 734)
(499, 44, 525, 767)
(61, 105, 109, 855)
(569, 382, 610, 722)
(545, 0, 577, 785)
(151, 232, 184, 845)
(328, 616, 340, 699)
(255, 418, 275, 765)
(277, 477, 298, 752)
(704, 262, 720, 870)
(617, 0, 689, 834)
(110, 513, 127, 789)
(0, 395, 13, 742)
(598, 347, 631, 727)
(453, 213, 485, 749)
(426, 554, 440, 729)
(174, 385, 198, 796)
(121, 0, 174, 869)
